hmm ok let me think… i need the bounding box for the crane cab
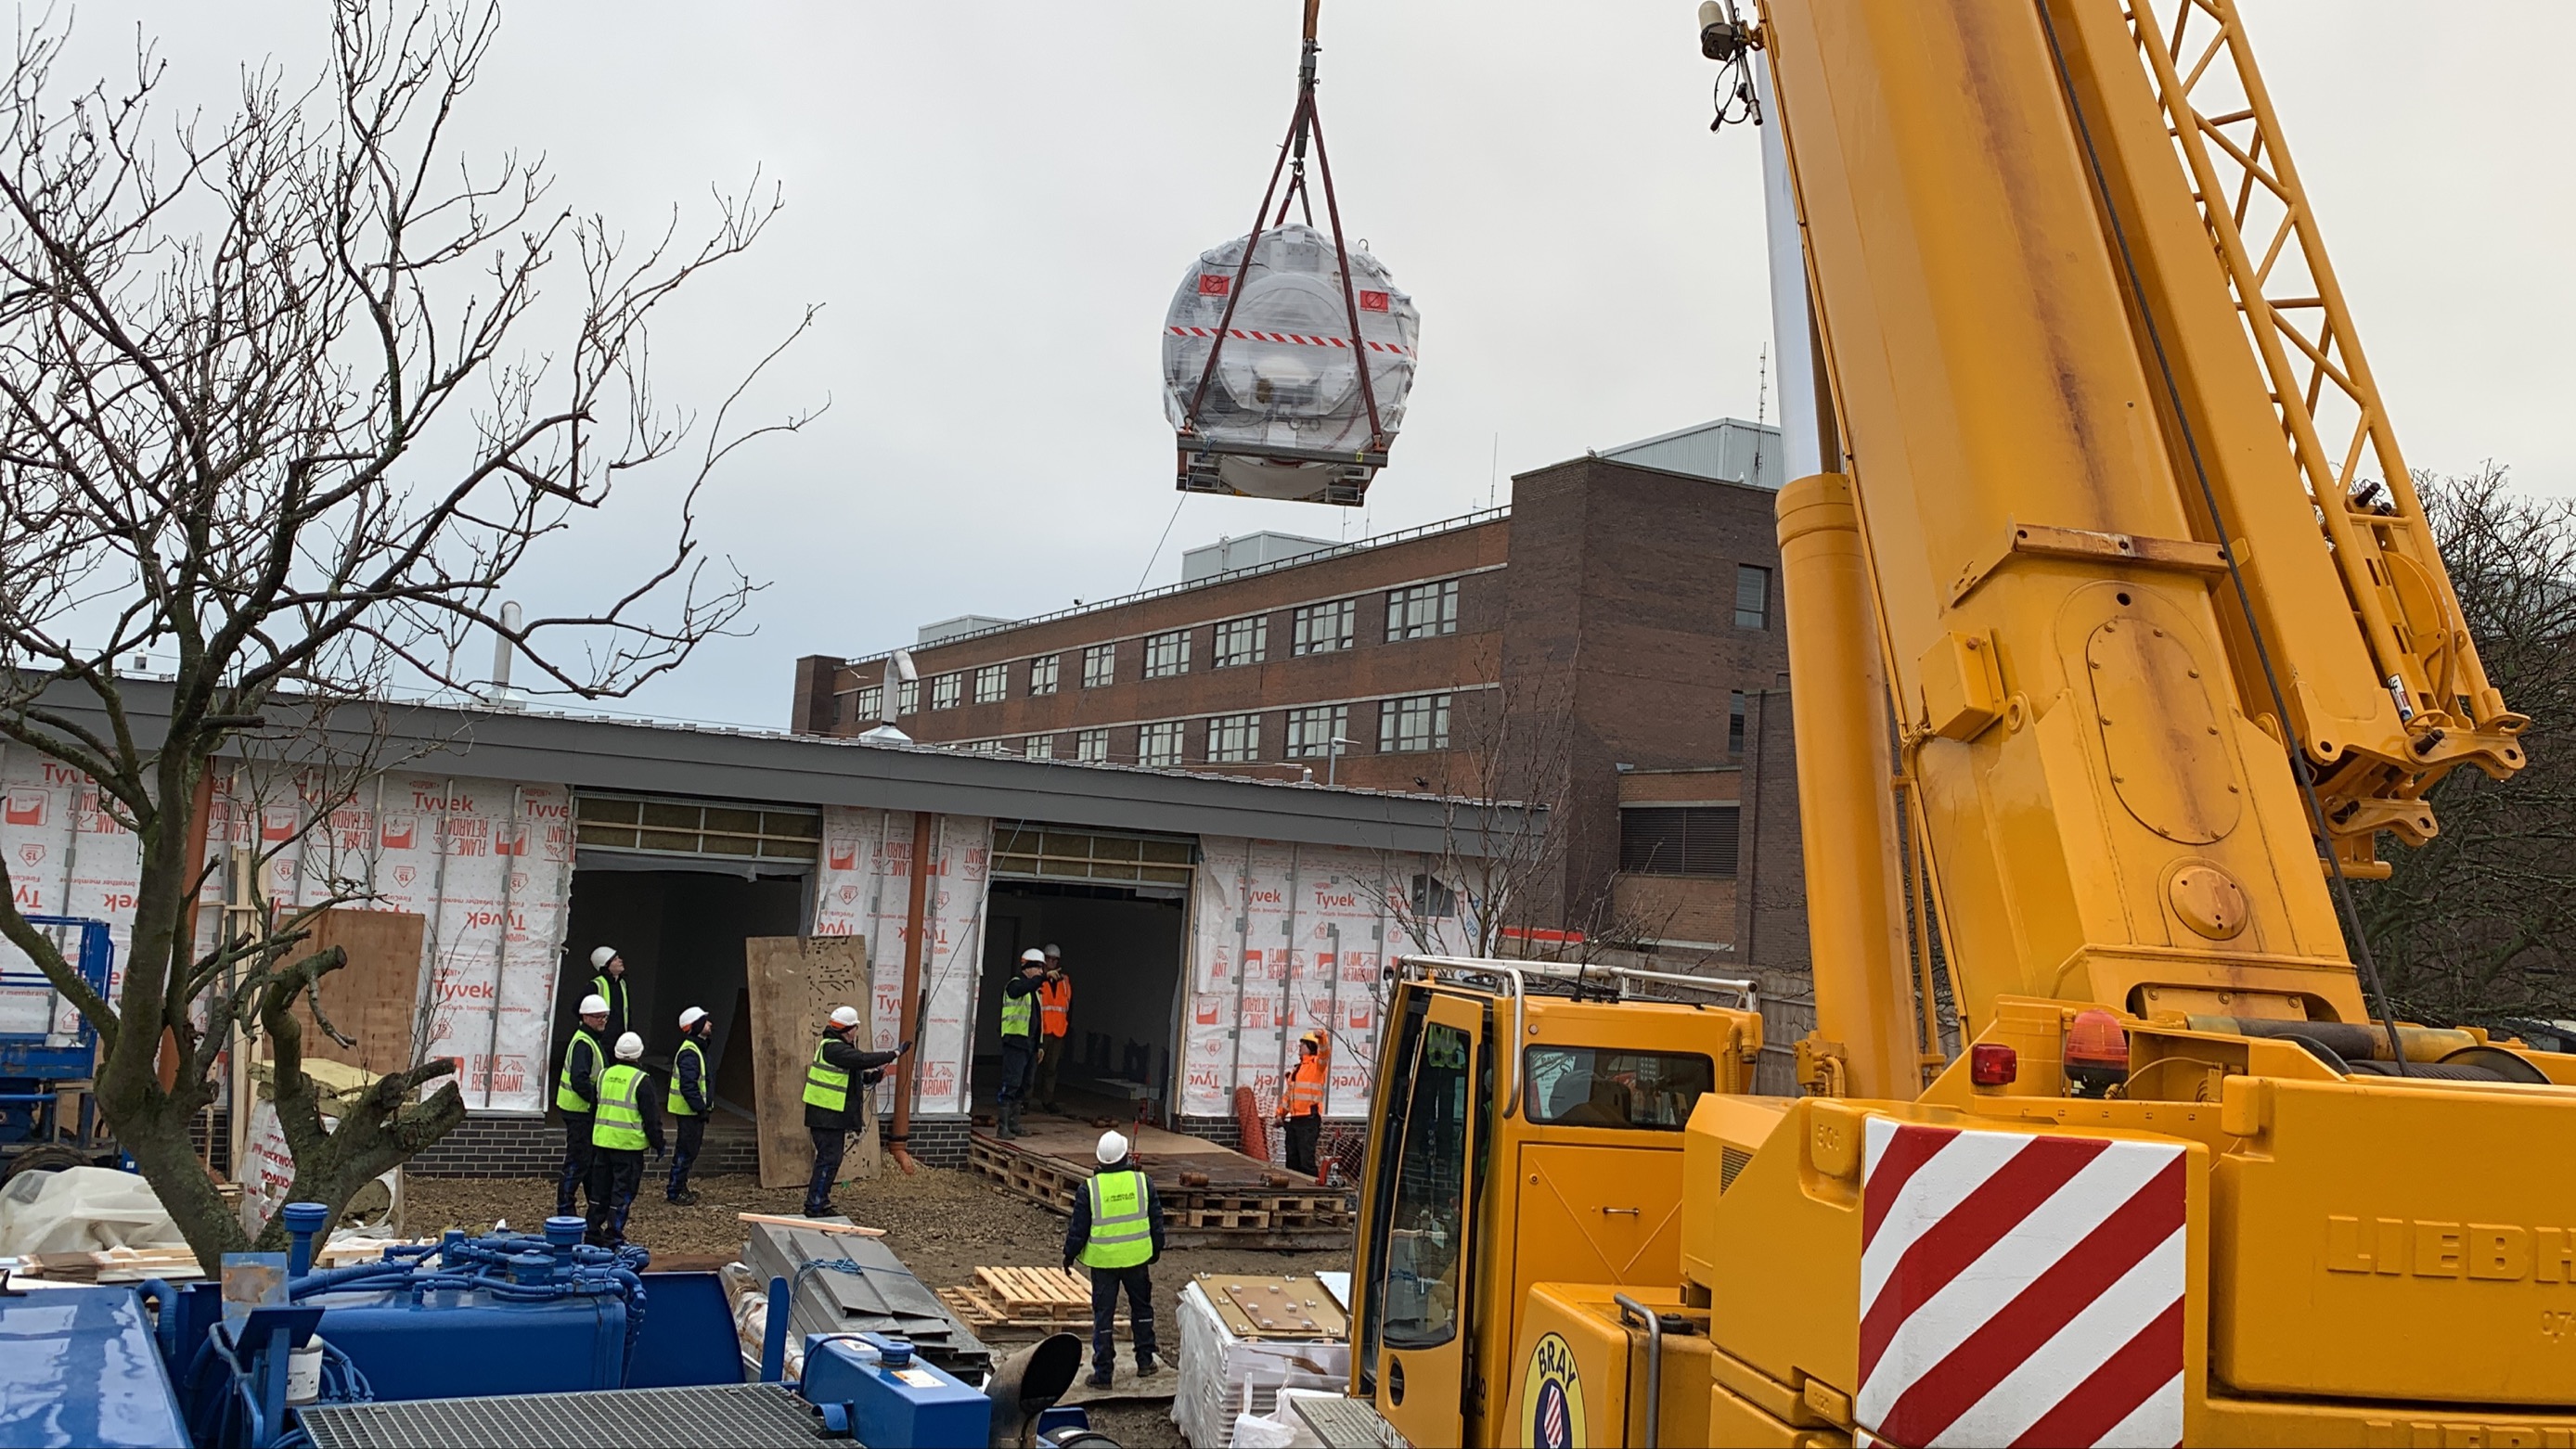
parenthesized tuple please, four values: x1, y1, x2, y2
(1347, 955, 1763, 1448)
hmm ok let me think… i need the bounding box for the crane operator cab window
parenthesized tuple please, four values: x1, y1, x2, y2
(1526, 1046, 1714, 1130)
(1381, 1021, 1475, 1351)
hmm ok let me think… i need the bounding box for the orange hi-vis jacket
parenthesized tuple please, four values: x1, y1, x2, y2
(1282, 1053, 1326, 1117)
(1037, 977, 1072, 1039)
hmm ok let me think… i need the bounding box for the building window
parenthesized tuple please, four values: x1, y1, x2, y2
(930, 673, 963, 710)
(1207, 712, 1261, 763)
(1075, 727, 1109, 763)
(1729, 691, 1746, 757)
(1379, 693, 1451, 753)
(1734, 564, 1771, 630)
(1082, 644, 1116, 689)
(1285, 704, 1349, 758)
(1144, 630, 1191, 679)
(1213, 615, 1269, 669)
(973, 664, 1008, 705)
(1028, 654, 1060, 696)
(1139, 720, 1185, 766)
(1292, 598, 1355, 655)
(1618, 805, 1741, 878)
(1024, 734, 1055, 761)
(1410, 873, 1456, 919)
(855, 685, 882, 722)
(898, 678, 920, 715)
(1385, 578, 1461, 642)
(964, 738, 1009, 755)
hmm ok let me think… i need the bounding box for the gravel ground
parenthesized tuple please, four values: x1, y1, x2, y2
(405, 1166, 1348, 1448)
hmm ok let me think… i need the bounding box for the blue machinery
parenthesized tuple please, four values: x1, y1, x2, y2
(0, 1202, 1098, 1448)
(0, 917, 112, 1171)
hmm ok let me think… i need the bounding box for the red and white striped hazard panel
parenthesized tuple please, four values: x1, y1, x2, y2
(1856, 1118, 2186, 1448)
(1166, 325, 1411, 356)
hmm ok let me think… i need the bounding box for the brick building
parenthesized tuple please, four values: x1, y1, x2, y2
(792, 419, 1814, 975)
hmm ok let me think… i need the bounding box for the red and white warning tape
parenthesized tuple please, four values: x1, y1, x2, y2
(1167, 326, 1410, 356)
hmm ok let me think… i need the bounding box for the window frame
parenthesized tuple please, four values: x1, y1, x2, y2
(1024, 734, 1055, 761)
(1734, 564, 1771, 630)
(1138, 720, 1186, 767)
(930, 673, 963, 711)
(972, 663, 1008, 705)
(1523, 1045, 1717, 1132)
(1213, 614, 1269, 669)
(1292, 598, 1357, 656)
(1378, 692, 1453, 753)
(1028, 654, 1061, 696)
(1081, 644, 1117, 689)
(1284, 704, 1351, 759)
(854, 685, 882, 722)
(1385, 578, 1461, 643)
(1074, 727, 1110, 763)
(897, 678, 920, 715)
(1143, 630, 1192, 679)
(1206, 712, 1262, 763)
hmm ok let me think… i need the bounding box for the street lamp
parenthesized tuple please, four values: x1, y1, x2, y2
(1326, 736, 1354, 787)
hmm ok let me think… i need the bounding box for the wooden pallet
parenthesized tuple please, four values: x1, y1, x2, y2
(932, 1287, 1123, 1348)
(967, 1138, 1082, 1212)
(1183, 1206, 1272, 1229)
(974, 1265, 1095, 1320)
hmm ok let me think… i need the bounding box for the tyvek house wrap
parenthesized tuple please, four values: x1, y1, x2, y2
(0, 756, 572, 1115)
(811, 805, 987, 1118)
(1163, 222, 1419, 499)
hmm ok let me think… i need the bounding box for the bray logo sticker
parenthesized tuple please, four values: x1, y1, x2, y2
(1522, 1332, 1587, 1449)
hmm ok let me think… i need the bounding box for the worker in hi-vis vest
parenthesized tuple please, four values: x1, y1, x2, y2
(1063, 1129, 1166, 1388)
(586, 1032, 664, 1249)
(555, 994, 612, 1218)
(587, 945, 632, 1043)
(994, 950, 1048, 1139)
(801, 1006, 908, 1220)
(665, 1006, 715, 1206)
(1277, 1029, 1328, 1178)
(1034, 943, 1072, 1112)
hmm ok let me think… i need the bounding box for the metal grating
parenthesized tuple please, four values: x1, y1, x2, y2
(1291, 1394, 1414, 1449)
(298, 1383, 826, 1449)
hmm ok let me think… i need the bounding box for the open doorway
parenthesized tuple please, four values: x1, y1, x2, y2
(554, 866, 806, 1116)
(974, 880, 1187, 1122)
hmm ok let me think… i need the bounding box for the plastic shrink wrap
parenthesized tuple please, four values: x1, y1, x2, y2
(1164, 223, 1418, 506)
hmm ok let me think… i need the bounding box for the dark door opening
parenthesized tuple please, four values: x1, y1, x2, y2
(974, 879, 1186, 1122)
(554, 866, 807, 1118)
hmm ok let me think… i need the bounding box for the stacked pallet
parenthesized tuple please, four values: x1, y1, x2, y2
(28, 1245, 201, 1282)
(936, 1266, 1128, 1338)
(965, 1137, 1082, 1212)
(966, 1126, 1355, 1247)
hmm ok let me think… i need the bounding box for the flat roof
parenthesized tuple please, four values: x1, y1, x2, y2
(48, 679, 1536, 857)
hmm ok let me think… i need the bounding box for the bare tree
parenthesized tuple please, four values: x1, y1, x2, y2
(0, 2, 813, 1264)
(2359, 465, 2576, 1025)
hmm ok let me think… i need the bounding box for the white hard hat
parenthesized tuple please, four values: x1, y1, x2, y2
(614, 1032, 643, 1060)
(678, 1007, 707, 1031)
(1096, 1130, 1129, 1165)
(1020, 948, 1046, 964)
(829, 1006, 861, 1029)
(1044, 943, 1063, 958)
(590, 946, 618, 970)
(578, 994, 610, 1017)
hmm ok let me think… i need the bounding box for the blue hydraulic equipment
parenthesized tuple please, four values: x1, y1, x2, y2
(0, 1199, 1102, 1447)
(0, 916, 112, 1173)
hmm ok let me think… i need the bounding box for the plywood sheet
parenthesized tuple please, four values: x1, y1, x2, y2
(301, 908, 427, 1079)
(746, 936, 876, 1190)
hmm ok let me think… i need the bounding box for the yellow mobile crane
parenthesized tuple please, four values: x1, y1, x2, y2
(1346, 3, 2576, 1445)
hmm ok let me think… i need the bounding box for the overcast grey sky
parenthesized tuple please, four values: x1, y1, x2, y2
(80, 3, 2576, 727)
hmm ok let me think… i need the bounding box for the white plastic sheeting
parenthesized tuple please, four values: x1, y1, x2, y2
(810, 807, 989, 1117)
(1170, 1280, 1350, 1449)
(0, 1166, 185, 1256)
(0, 755, 574, 1115)
(1181, 838, 1469, 1119)
(1163, 223, 1418, 501)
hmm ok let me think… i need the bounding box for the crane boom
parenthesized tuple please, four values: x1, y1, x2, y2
(1341, 6, 2576, 1445)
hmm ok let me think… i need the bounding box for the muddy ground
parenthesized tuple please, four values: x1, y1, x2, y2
(406, 1165, 1347, 1448)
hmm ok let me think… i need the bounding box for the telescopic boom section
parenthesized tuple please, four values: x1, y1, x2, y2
(1757, 0, 2519, 1036)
